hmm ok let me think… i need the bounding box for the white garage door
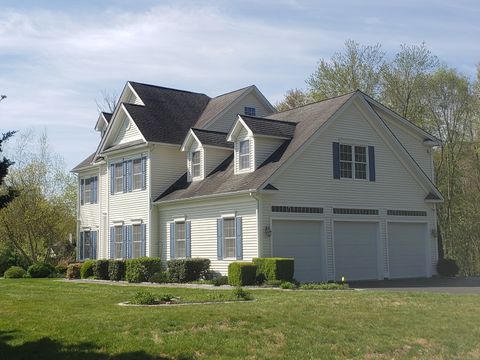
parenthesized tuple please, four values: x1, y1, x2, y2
(272, 220, 324, 282)
(334, 222, 379, 281)
(388, 222, 428, 279)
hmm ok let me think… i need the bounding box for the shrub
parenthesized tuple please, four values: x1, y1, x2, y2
(149, 271, 169, 283)
(299, 282, 350, 290)
(108, 260, 126, 281)
(66, 263, 82, 279)
(265, 279, 282, 287)
(233, 287, 253, 301)
(27, 262, 55, 278)
(125, 257, 162, 283)
(212, 275, 229, 286)
(4, 266, 26, 279)
(228, 262, 257, 286)
(437, 258, 459, 277)
(167, 258, 211, 283)
(280, 281, 297, 289)
(80, 260, 95, 279)
(131, 290, 157, 305)
(253, 258, 294, 283)
(0, 247, 20, 277)
(93, 260, 109, 280)
(55, 262, 68, 277)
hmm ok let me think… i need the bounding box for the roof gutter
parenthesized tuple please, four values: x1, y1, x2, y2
(154, 189, 258, 205)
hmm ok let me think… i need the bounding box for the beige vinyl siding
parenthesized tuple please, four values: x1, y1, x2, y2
(108, 148, 150, 256)
(254, 137, 284, 169)
(204, 147, 232, 176)
(159, 195, 258, 275)
(374, 106, 433, 179)
(149, 144, 187, 199)
(114, 113, 143, 146)
(206, 92, 273, 133)
(261, 102, 436, 279)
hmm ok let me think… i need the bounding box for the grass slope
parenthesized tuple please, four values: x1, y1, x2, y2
(1, 279, 480, 359)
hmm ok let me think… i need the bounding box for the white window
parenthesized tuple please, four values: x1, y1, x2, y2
(133, 159, 142, 190)
(85, 178, 92, 203)
(114, 226, 123, 259)
(174, 222, 186, 258)
(244, 107, 256, 116)
(239, 140, 250, 170)
(132, 224, 142, 258)
(83, 231, 92, 259)
(191, 151, 201, 178)
(223, 218, 236, 258)
(340, 144, 367, 180)
(115, 163, 123, 192)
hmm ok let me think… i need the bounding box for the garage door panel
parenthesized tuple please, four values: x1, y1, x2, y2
(334, 222, 379, 281)
(388, 222, 427, 279)
(272, 220, 324, 283)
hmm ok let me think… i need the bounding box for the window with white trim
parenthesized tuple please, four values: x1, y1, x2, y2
(239, 140, 250, 170)
(114, 226, 123, 259)
(191, 151, 201, 178)
(340, 144, 368, 180)
(133, 159, 142, 190)
(174, 222, 186, 258)
(115, 163, 123, 192)
(83, 231, 92, 259)
(132, 224, 142, 258)
(244, 106, 256, 116)
(223, 218, 236, 258)
(84, 178, 92, 204)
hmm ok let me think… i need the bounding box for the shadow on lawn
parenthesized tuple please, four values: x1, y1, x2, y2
(0, 330, 192, 360)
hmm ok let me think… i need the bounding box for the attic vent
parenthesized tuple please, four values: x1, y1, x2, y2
(387, 210, 427, 217)
(333, 208, 379, 215)
(272, 206, 323, 214)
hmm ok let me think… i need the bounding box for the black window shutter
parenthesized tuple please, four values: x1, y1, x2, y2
(332, 142, 340, 179)
(368, 146, 376, 181)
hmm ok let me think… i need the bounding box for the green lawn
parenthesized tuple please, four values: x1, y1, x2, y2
(1, 279, 480, 359)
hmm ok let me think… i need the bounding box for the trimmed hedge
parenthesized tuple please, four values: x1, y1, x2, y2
(27, 262, 55, 278)
(167, 258, 211, 283)
(125, 257, 162, 283)
(437, 258, 459, 277)
(228, 262, 257, 286)
(80, 260, 96, 279)
(108, 260, 126, 281)
(253, 258, 294, 283)
(4, 266, 26, 279)
(66, 263, 82, 279)
(93, 260, 110, 280)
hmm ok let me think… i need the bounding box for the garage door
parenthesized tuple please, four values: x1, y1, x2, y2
(334, 222, 379, 281)
(388, 222, 427, 278)
(272, 220, 324, 282)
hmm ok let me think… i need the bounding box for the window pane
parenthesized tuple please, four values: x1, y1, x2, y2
(174, 222, 186, 258)
(340, 161, 352, 178)
(223, 219, 236, 258)
(132, 225, 142, 258)
(115, 226, 123, 258)
(133, 242, 141, 259)
(175, 240, 186, 258)
(355, 163, 367, 179)
(239, 141, 249, 155)
(340, 144, 352, 161)
(223, 219, 235, 237)
(355, 146, 367, 163)
(224, 237, 236, 258)
(115, 163, 123, 192)
(84, 232, 91, 259)
(239, 141, 250, 170)
(133, 159, 142, 190)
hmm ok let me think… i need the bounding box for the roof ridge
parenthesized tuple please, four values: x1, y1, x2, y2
(191, 128, 229, 135)
(128, 81, 210, 97)
(212, 85, 253, 99)
(240, 114, 297, 126)
(272, 90, 357, 115)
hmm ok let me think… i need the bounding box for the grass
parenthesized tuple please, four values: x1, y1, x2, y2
(1, 279, 480, 359)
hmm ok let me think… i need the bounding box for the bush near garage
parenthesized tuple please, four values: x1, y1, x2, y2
(253, 258, 294, 283)
(167, 258, 210, 283)
(437, 258, 459, 277)
(228, 262, 257, 286)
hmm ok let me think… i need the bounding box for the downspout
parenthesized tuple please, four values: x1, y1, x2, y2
(249, 192, 261, 258)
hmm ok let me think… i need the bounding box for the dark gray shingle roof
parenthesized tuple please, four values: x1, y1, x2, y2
(192, 129, 233, 149)
(240, 115, 296, 138)
(155, 92, 355, 202)
(72, 152, 96, 172)
(102, 112, 113, 123)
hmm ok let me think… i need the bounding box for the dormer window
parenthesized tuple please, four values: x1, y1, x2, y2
(192, 151, 201, 178)
(239, 140, 250, 170)
(244, 107, 256, 116)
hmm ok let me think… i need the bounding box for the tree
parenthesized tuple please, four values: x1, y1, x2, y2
(0, 131, 16, 209)
(275, 88, 312, 111)
(380, 43, 439, 126)
(0, 95, 6, 102)
(307, 40, 385, 100)
(0, 131, 76, 265)
(95, 89, 118, 113)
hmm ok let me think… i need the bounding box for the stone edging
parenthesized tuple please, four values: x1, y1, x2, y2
(118, 299, 257, 307)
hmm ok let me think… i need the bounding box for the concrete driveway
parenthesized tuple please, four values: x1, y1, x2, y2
(350, 277, 480, 295)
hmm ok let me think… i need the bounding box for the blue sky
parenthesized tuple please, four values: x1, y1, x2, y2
(0, 0, 478, 170)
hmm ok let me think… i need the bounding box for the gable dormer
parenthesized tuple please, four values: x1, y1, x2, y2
(94, 112, 112, 138)
(181, 129, 233, 181)
(227, 115, 296, 174)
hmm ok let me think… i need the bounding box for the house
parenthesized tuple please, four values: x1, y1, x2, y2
(72, 81, 443, 282)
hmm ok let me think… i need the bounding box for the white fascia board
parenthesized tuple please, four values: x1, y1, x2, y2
(126, 82, 145, 106)
(180, 129, 201, 152)
(251, 85, 276, 113)
(154, 189, 257, 205)
(226, 116, 253, 142)
(94, 113, 108, 132)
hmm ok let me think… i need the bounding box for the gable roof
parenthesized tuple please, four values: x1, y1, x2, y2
(194, 86, 253, 129)
(239, 115, 297, 138)
(155, 92, 355, 202)
(191, 128, 233, 149)
(102, 112, 112, 123)
(72, 152, 96, 172)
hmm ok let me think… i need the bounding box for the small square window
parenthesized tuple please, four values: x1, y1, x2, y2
(239, 140, 250, 170)
(338, 144, 368, 180)
(244, 107, 256, 116)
